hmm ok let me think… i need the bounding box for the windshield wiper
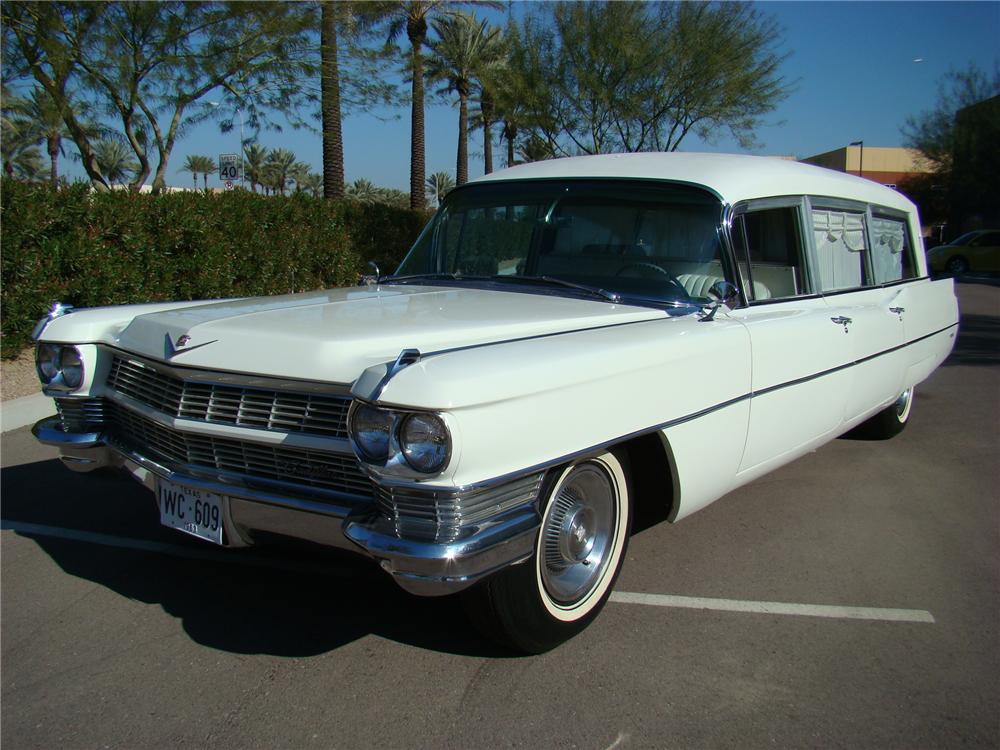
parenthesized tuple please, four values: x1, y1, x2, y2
(382, 273, 460, 283)
(495, 275, 622, 303)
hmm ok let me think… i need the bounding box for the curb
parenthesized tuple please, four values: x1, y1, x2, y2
(0, 393, 55, 434)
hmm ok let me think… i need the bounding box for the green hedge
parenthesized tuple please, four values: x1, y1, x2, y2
(0, 180, 430, 358)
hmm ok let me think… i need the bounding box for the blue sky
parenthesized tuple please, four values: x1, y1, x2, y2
(65, 1, 1000, 191)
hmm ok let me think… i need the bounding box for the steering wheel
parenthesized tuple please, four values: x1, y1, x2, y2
(615, 262, 690, 299)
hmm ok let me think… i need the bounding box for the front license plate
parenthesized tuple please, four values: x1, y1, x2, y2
(157, 479, 224, 545)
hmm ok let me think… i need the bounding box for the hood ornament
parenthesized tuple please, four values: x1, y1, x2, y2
(165, 333, 216, 359)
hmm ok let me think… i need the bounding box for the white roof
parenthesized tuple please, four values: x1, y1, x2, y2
(472, 152, 915, 213)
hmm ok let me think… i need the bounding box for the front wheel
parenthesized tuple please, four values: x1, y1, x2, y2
(463, 450, 632, 653)
(946, 256, 969, 275)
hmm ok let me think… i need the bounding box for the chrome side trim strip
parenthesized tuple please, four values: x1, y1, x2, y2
(373, 322, 960, 495)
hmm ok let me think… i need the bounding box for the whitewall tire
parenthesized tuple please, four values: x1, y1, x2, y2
(462, 450, 632, 653)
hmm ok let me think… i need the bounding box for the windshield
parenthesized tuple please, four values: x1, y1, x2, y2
(393, 179, 727, 307)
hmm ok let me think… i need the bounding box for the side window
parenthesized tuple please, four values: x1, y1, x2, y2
(811, 209, 866, 292)
(869, 214, 916, 284)
(733, 206, 807, 301)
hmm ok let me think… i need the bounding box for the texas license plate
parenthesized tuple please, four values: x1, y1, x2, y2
(157, 479, 224, 545)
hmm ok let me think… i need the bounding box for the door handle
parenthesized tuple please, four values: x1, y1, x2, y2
(831, 315, 852, 332)
(889, 306, 905, 315)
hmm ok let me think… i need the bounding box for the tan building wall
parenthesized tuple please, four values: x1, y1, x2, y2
(800, 146, 928, 185)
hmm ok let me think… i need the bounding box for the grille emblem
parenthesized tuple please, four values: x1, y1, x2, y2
(176, 335, 191, 347)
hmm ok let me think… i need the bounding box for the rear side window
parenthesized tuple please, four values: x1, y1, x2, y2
(869, 214, 916, 284)
(811, 209, 866, 292)
(733, 207, 807, 301)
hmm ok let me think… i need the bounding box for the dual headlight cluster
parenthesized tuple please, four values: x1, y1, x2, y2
(349, 402, 451, 475)
(35, 344, 85, 391)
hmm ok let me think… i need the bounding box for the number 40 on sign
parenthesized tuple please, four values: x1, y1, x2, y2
(218, 153, 240, 182)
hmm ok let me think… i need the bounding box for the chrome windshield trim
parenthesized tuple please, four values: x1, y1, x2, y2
(379, 277, 700, 314)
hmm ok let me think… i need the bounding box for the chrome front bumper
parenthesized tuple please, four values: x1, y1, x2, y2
(32, 416, 541, 596)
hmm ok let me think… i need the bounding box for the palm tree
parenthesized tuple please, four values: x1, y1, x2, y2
(517, 134, 555, 164)
(346, 178, 381, 203)
(95, 140, 140, 186)
(288, 161, 312, 193)
(425, 170, 454, 206)
(427, 13, 505, 186)
(384, 2, 498, 208)
(10, 88, 72, 189)
(181, 154, 201, 190)
(320, 1, 344, 199)
(1, 111, 39, 180)
(474, 43, 511, 175)
(2, 135, 46, 182)
(299, 172, 323, 197)
(193, 155, 215, 192)
(264, 148, 296, 195)
(180, 155, 215, 191)
(243, 144, 268, 193)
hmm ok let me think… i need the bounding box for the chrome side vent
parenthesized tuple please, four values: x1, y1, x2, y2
(55, 398, 105, 433)
(376, 473, 544, 542)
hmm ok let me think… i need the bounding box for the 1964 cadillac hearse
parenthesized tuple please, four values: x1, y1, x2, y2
(32, 153, 958, 652)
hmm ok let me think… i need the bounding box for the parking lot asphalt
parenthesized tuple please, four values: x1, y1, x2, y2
(2, 281, 998, 749)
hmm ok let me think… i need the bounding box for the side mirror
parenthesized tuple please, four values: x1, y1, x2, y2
(708, 280, 739, 307)
(700, 280, 739, 321)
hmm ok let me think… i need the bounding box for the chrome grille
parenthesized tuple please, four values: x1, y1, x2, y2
(105, 401, 372, 498)
(55, 398, 105, 433)
(376, 473, 543, 542)
(107, 355, 352, 439)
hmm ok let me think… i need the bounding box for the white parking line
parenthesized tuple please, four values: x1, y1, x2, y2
(2, 520, 937, 623)
(610, 591, 935, 623)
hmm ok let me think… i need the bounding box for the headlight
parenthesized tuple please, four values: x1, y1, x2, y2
(36, 343, 61, 383)
(399, 413, 450, 474)
(350, 404, 393, 461)
(34, 343, 85, 390)
(349, 403, 452, 476)
(59, 347, 84, 388)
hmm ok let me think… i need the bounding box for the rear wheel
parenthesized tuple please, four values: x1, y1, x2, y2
(848, 387, 914, 439)
(463, 450, 632, 653)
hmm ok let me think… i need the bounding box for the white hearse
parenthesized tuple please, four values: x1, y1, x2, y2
(32, 153, 958, 652)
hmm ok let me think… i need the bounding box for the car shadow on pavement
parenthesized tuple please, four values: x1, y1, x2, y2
(943, 312, 1000, 367)
(1, 457, 516, 659)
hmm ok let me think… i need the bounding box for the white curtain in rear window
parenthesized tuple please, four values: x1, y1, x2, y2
(812, 210, 865, 291)
(869, 216, 906, 284)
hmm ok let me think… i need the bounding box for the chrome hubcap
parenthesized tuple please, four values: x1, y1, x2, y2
(541, 463, 617, 605)
(895, 388, 912, 417)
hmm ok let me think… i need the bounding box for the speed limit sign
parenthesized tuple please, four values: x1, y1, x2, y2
(219, 153, 240, 181)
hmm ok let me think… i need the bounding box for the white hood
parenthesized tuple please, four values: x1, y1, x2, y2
(52, 285, 669, 385)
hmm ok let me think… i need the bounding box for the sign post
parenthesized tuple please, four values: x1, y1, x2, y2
(218, 153, 240, 185)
